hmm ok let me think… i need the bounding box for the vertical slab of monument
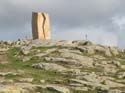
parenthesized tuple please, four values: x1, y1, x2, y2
(32, 12, 51, 39)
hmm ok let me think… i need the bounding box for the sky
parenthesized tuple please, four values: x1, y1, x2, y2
(0, 0, 125, 49)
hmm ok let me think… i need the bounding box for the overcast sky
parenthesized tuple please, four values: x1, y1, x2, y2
(0, 0, 125, 49)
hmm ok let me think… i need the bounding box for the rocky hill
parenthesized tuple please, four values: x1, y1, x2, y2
(0, 39, 125, 93)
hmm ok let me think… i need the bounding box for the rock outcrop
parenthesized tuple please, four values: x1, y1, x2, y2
(0, 39, 125, 93)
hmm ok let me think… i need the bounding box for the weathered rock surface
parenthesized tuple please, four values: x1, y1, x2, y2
(104, 80, 125, 88)
(45, 85, 70, 93)
(0, 39, 125, 93)
(117, 72, 125, 79)
(32, 62, 67, 72)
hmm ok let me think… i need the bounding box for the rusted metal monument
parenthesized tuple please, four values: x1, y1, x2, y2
(32, 12, 51, 40)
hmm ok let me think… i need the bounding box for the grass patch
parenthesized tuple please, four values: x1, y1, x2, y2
(28, 69, 62, 84)
(81, 67, 103, 72)
(120, 61, 125, 65)
(4, 73, 22, 79)
(5, 47, 64, 84)
(39, 88, 59, 93)
(28, 46, 62, 56)
(0, 64, 8, 69)
(32, 46, 56, 51)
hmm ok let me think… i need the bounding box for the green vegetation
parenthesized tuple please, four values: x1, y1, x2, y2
(32, 46, 56, 51)
(2, 47, 64, 84)
(38, 88, 59, 93)
(0, 64, 7, 69)
(4, 73, 22, 79)
(0, 42, 124, 92)
(27, 46, 64, 56)
(120, 61, 125, 65)
(81, 67, 103, 72)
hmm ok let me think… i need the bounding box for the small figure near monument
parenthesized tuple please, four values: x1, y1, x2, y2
(32, 12, 51, 40)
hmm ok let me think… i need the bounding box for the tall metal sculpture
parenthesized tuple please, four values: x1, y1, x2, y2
(32, 12, 51, 39)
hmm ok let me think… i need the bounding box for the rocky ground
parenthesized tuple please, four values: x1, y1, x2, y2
(0, 39, 125, 93)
